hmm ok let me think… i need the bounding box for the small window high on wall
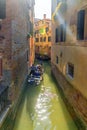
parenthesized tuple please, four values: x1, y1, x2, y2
(77, 10, 85, 40)
(67, 63, 74, 78)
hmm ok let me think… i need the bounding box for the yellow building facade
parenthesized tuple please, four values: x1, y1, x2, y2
(51, 0, 87, 128)
(34, 14, 51, 60)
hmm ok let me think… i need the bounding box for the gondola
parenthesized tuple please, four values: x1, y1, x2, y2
(28, 64, 44, 85)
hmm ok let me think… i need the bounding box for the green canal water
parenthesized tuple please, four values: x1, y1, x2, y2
(13, 62, 78, 130)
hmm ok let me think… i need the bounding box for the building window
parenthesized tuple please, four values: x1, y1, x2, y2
(67, 63, 74, 78)
(34, 31, 36, 36)
(36, 30, 39, 34)
(77, 10, 85, 40)
(56, 56, 59, 64)
(55, 28, 59, 43)
(55, 23, 66, 43)
(35, 38, 39, 42)
(60, 23, 66, 42)
(48, 36, 51, 42)
(60, 24, 63, 42)
(43, 37, 46, 42)
(40, 37, 42, 42)
(46, 27, 49, 33)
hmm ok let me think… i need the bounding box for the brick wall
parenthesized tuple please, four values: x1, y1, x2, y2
(0, 0, 31, 102)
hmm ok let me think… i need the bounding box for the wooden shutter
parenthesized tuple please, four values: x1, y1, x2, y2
(55, 28, 59, 43)
(77, 10, 85, 40)
(60, 24, 63, 42)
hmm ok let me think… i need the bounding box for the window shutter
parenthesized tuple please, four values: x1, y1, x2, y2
(60, 24, 63, 42)
(77, 10, 85, 40)
(55, 28, 59, 43)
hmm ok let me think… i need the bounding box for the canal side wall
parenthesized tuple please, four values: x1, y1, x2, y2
(0, 75, 28, 130)
(51, 63, 87, 130)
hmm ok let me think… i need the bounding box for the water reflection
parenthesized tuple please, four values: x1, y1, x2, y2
(13, 62, 78, 130)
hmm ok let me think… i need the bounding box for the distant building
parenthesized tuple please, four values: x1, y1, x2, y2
(34, 18, 40, 23)
(0, 0, 34, 109)
(51, 0, 87, 127)
(34, 14, 51, 60)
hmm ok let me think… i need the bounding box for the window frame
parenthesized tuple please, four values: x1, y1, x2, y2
(55, 28, 59, 43)
(67, 63, 74, 79)
(48, 36, 51, 42)
(43, 37, 46, 42)
(56, 56, 59, 64)
(77, 10, 85, 40)
(46, 27, 49, 33)
(40, 37, 42, 42)
(35, 38, 39, 42)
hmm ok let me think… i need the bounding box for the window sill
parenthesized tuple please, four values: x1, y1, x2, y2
(67, 74, 74, 80)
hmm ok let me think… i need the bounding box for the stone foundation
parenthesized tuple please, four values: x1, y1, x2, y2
(51, 63, 87, 130)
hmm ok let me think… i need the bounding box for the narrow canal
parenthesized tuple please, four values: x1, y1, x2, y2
(13, 62, 78, 130)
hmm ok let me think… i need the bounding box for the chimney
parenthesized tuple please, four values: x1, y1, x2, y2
(43, 14, 46, 19)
